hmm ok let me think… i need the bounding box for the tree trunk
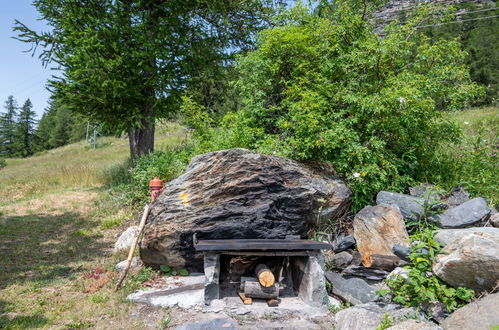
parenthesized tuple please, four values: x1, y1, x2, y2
(128, 112, 155, 159)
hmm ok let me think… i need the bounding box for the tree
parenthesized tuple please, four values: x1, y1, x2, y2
(14, 0, 283, 158)
(14, 99, 37, 157)
(0, 96, 18, 157)
(191, 2, 482, 208)
(33, 105, 57, 151)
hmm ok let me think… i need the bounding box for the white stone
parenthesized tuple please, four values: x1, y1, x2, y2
(435, 227, 499, 246)
(116, 257, 141, 272)
(433, 232, 499, 292)
(114, 226, 138, 253)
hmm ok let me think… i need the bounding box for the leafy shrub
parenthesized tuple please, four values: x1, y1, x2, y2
(0, 158, 6, 169)
(383, 227, 474, 312)
(104, 145, 196, 205)
(185, 2, 482, 209)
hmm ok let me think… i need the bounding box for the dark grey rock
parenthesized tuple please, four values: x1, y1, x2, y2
(434, 227, 499, 246)
(419, 301, 448, 324)
(442, 292, 499, 330)
(392, 244, 410, 262)
(140, 148, 352, 270)
(342, 265, 390, 281)
(444, 185, 470, 208)
(175, 318, 237, 330)
(332, 235, 356, 253)
(376, 191, 424, 220)
(204, 253, 220, 305)
(332, 251, 353, 270)
(433, 198, 490, 229)
(325, 271, 378, 305)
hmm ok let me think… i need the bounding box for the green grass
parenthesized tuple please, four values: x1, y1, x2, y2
(443, 107, 498, 205)
(0, 122, 187, 329)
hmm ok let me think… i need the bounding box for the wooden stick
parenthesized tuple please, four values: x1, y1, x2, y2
(255, 264, 275, 287)
(238, 292, 253, 305)
(114, 204, 151, 291)
(362, 254, 401, 271)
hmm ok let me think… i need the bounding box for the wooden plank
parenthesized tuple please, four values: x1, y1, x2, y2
(194, 238, 331, 251)
(238, 292, 253, 305)
(216, 250, 316, 256)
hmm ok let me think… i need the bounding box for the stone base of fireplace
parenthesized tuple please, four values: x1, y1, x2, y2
(203, 251, 329, 307)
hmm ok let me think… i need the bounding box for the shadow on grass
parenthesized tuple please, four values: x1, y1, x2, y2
(0, 300, 49, 329)
(0, 212, 108, 290)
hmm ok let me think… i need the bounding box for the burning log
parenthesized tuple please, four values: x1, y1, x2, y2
(255, 264, 275, 287)
(240, 277, 279, 299)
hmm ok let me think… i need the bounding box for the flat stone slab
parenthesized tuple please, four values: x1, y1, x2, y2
(127, 275, 205, 309)
(174, 318, 237, 330)
(435, 227, 499, 246)
(325, 271, 378, 305)
(128, 275, 329, 317)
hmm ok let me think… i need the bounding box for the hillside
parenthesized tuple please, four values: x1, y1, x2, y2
(0, 109, 497, 328)
(0, 122, 188, 329)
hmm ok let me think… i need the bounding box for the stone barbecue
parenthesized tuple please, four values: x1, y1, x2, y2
(194, 234, 331, 307)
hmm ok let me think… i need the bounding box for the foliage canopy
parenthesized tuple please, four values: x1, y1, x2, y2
(185, 2, 483, 208)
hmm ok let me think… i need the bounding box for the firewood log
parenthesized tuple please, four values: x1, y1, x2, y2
(362, 254, 401, 271)
(255, 263, 275, 287)
(243, 280, 279, 299)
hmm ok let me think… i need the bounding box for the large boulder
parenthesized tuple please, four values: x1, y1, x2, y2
(433, 198, 490, 229)
(334, 303, 424, 330)
(140, 148, 351, 270)
(353, 204, 410, 266)
(434, 227, 499, 246)
(433, 232, 499, 292)
(442, 292, 499, 330)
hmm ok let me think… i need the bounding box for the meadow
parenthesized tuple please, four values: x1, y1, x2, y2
(0, 109, 497, 329)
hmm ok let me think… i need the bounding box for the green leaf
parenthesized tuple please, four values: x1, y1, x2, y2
(160, 265, 171, 273)
(179, 269, 189, 276)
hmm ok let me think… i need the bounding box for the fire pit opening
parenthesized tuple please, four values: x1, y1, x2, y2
(194, 235, 330, 307)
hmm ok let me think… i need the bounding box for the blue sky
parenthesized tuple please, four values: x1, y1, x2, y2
(0, 1, 52, 118)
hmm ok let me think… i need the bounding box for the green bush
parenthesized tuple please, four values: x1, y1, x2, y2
(104, 145, 196, 205)
(382, 227, 474, 312)
(0, 158, 6, 169)
(185, 2, 482, 210)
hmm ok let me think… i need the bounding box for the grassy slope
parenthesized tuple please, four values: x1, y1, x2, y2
(0, 109, 496, 329)
(0, 122, 188, 329)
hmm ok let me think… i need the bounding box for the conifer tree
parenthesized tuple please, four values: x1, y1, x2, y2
(33, 106, 56, 151)
(15, 99, 37, 157)
(0, 95, 18, 157)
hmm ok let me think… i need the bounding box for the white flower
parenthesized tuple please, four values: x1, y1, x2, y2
(464, 121, 469, 125)
(399, 97, 406, 104)
(353, 172, 360, 178)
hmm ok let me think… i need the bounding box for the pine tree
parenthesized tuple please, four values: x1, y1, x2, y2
(14, 99, 37, 157)
(33, 105, 56, 151)
(0, 95, 18, 157)
(49, 106, 74, 148)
